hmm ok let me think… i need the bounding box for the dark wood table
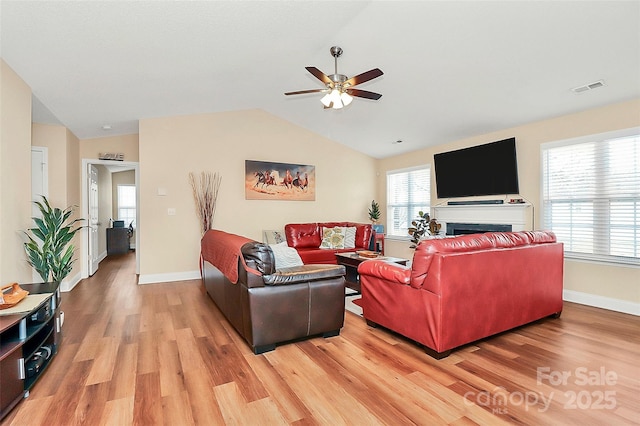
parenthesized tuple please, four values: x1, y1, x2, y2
(335, 252, 408, 294)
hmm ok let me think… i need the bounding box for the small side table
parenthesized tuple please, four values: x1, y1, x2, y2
(106, 227, 130, 255)
(374, 233, 385, 255)
(336, 252, 407, 294)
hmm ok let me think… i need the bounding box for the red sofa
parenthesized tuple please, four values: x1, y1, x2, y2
(284, 222, 374, 264)
(358, 231, 564, 359)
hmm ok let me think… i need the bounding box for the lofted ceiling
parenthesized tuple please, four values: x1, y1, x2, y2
(1, 1, 639, 159)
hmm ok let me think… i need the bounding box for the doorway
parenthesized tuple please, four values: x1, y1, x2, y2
(80, 159, 140, 279)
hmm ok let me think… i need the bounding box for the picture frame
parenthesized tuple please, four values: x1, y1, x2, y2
(245, 160, 315, 201)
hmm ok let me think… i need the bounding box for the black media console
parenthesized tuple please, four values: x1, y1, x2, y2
(0, 282, 61, 420)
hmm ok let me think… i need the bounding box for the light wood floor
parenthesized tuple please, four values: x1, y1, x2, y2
(2, 253, 639, 425)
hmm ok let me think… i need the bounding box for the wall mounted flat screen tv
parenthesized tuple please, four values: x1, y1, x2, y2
(434, 137, 519, 198)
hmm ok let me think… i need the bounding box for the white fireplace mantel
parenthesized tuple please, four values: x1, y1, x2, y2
(433, 203, 532, 233)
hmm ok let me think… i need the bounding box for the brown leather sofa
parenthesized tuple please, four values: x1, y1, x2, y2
(358, 231, 564, 359)
(201, 229, 347, 354)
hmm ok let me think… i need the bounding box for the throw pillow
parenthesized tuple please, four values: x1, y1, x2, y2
(263, 230, 285, 245)
(344, 227, 356, 248)
(320, 227, 346, 249)
(269, 242, 304, 269)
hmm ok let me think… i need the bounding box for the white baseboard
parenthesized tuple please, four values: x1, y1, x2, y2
(138, 270, 201, 285)
(563, 290, 639, 316)
(60, 271, 82, 292)
(98, 250, 108, 263)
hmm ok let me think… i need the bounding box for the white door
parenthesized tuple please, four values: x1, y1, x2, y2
(31, 148, 48, 281)
(31, 147, 48, 215)
(88, 165, 99, 276)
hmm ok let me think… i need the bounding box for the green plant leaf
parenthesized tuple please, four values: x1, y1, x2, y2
(23, 195, 85, 283)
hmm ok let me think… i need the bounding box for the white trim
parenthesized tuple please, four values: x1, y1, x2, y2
(138, 270, 201, 285)
(60, 271, 82, 293)
(31, 146, 48, 198)
(563, 290, 639, 316)
(565, 253, 640, 268)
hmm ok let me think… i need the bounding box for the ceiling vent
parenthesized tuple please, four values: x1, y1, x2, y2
(572, 79, 605, 94)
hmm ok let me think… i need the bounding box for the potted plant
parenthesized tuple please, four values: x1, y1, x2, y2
(23, 196, 85, 283)
(368, 200, 381, 223)
(407, 211, 441, 249)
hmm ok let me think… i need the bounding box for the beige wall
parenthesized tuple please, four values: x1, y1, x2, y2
(0, 60, 33, 283)
(379, 99, 640, 305)
(31, 124, 81, 209)
(138, 109, 377, 278)
(32, 123, 67, 205)
(79, 133, 139, 162)
(65, 129, 82, 284)
(66, 129, 80, 208)
(31, 123, 83, 287)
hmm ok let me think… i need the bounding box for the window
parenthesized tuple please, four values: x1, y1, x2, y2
(117, 185, 136, 228)
(541, 128, 640, 265)
(386, 165, 431, 238)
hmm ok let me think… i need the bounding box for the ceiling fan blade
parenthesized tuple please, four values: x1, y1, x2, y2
(344, 68, 383, 87)
(284, 89, 327, 96)
(305, 67, 333, 85)
(346, 88, 382, 100)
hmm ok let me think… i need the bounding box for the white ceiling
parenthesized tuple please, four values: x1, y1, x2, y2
(2, 1, 639, 159)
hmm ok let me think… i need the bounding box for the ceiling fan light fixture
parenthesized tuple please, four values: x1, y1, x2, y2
(340, 92, 353, 107)
(329, 89, 343, 109)
(320, 93, 332, 107)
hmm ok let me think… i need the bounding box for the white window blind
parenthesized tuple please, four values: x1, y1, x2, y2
(386, 166, 430, 238)
(117, 185, 136, 228)
(542, 130, 640, 265)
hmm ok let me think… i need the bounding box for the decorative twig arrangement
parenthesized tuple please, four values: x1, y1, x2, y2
(189, 171, 222, 236)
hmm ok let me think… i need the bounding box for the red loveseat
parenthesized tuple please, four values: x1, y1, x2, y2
(358, 231, 564, 359)
(284, 222, 374, 264)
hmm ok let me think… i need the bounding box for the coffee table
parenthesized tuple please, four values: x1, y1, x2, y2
(336, 252, 408, 294)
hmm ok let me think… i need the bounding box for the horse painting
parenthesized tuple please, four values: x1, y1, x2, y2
(245, 160, 315, 201)
(254, 171, 276, 188)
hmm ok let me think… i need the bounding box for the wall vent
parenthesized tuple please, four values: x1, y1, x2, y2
(572, 79, 605, 94)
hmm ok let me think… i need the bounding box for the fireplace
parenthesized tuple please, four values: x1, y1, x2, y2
(433, 202, 532, 235)
(446, 222, 512, 236)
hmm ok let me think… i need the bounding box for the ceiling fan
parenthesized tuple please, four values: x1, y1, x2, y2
(285, 46, 383, 109)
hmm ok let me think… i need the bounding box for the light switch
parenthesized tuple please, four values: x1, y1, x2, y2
(168, 208, 176, 216)
(157, 187, 167, 196)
